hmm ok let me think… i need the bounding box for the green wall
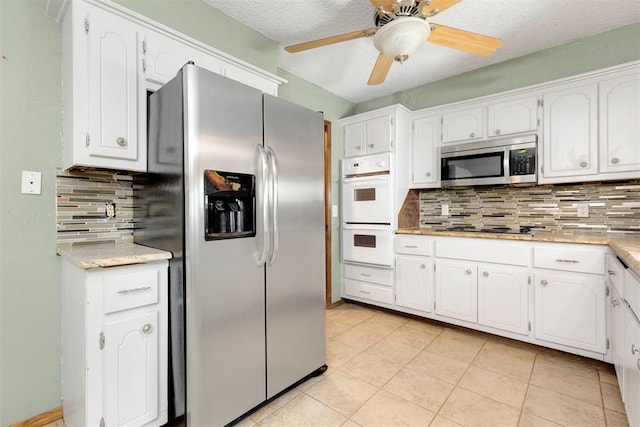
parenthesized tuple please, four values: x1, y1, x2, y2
(356, 22, 640, 113)
(0, 1, 63, 425)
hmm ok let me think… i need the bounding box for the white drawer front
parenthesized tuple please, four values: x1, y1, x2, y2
(625, 269, 640, 318)
(607, 253, 626, 297)
(395, 237, 432, 256)
(344, 264, 393, 286)
(103, 269, 160, 314)
(344, 279, 393, 304)
(534, 247, 605, 274)
(436, 238, 530, 266)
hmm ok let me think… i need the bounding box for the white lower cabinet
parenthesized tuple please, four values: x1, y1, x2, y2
(62, 259, 168, 427)
(624, 305, 640, 427)
(533, 269, 606, 353)
(395, 255, 432, 312)
(435, 260, 478, 323)
(343, 264, 393, 305)
(478, 265, 529, 335)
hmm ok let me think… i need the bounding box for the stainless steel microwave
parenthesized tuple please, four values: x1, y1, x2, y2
(440, 135, 537, 187)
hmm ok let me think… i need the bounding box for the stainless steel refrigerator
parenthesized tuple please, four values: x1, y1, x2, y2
(135, 64, 327, 426)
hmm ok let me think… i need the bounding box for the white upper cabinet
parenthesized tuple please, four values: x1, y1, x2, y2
(599, 71, 640, 174)
(141, 31, 200, 86)
(441, 107, 484, 144)
(541, 83, 599, 180)
(344, 115, 392, 157)
(487, 96, 539, 138)
(412, 115, 440, 186)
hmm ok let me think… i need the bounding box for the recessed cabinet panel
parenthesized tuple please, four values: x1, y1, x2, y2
(478, 265, 529, 335)
(442, 108, 484, 144)
(87, 7, 139, 163)
(344, 122, 367, 157)
(542, 84, 598, 179)
(395, 256, 432, 312)
(142, 31, 199, 85)
(624, 304, 640, 427)
(412, 116, 440, 186)
(487, 96, 538, 137)
(367, 115, 393, 154)
(534, 270, 605, 353)
(599, 73, 640, 173)
(435, 260, 477, 322)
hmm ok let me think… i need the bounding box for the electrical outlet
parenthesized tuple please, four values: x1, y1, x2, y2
(441, 204, 449, 216)
(105, 203, 116, 218)
(577, 203, 589, 218)
(21, 171, 42, 195)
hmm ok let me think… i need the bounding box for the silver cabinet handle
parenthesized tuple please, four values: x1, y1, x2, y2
(632, 344, 640, 355)
(426, 172, 431, 177)
(608, 270, 616, 275)
(611, 157, 620, 165)
(360, 273, 371, 277)
(142, 324, 153, 334)
(540, 280, 548, 286)
(355, 145, 362, 150)
(483, 271, 489, 277)
(469, 132, 475, 138)
(579, 161, 588, 168)
(368, 144, 374, 148)
(555, 259, 579, 263)
(117, 286, 152, 294)
(495, 129, 501, 135)
(611, 299, 620, 307)
(404, 245, 418, 248)
(637, 358, 640, 370)
(359, 290, 371, 295)
(116, 137, 127, 146)
(421, 264, 427, 269)
(465, 269, 472, 275)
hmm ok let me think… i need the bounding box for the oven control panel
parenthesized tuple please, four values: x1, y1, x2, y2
(342, 153, 391, 177)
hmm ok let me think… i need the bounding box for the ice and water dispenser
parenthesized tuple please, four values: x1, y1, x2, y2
(204, 170, 255, 240)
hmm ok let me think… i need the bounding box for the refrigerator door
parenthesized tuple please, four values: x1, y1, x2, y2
(263, 95, 327, 398)
(182, 66, 267, 426)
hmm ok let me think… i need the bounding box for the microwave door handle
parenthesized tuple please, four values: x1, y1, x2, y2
(256, 145, 270, 267)
(343, 224, 389, 231)
(266, 146, 279, 266)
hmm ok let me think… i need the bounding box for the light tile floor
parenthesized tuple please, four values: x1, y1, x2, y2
(47, 303, 628, 427)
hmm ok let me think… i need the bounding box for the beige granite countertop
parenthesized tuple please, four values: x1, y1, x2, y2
(57, 242, 172, 269)
(396, 228, 640, 276)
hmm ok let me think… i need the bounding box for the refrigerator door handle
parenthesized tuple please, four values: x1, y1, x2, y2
(257, 145, 270, 267)
(266, 146, 279, 266)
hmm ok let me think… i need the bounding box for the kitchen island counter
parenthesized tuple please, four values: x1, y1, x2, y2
(57, 242, 172, 269)
(396, 228, 640, 276)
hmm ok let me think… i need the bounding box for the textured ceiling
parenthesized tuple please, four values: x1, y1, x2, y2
(204, 0, 640, 103)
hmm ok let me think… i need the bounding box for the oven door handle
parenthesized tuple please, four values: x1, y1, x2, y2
(342, 175, 389, 183)
(343, 224, 391, 231)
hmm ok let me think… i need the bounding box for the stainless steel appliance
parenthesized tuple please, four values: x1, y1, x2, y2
(341, 153, 394, 267)
(135, 64, 326, 426)
(440, 135, 537, 187)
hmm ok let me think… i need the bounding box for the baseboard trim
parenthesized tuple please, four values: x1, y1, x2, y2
(326, 299, 344, 309)
(11, 406, 63, 427)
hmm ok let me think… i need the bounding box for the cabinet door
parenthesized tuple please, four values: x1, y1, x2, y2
(610, 283, 625, 390)
(142, 31, 201, 85)
(624, 306, 640, 426)
(344, 121, 367, 157)
(87, 7, 140, 163)
(534, 270, 605, 353)
(541, 84, 598, 179)
(366, 115, 393, 154)
(103, 310, 159, 427)
(395, 256, 432, 312)
(599, 73, 640, 173)
(412, 116, 440, 185)
(441, 107, 484, 143)
(478, 265, 529, 335)
(487, 96, 538, 137)
(435, 260, 477, 323)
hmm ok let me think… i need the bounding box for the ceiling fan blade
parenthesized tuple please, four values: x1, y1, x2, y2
(368, 53, 394, 85)
(420, 0, 463, 16)
(369, 0, 398, 12)
(284, 28, 377, 53)
(428, 24, 503, 56)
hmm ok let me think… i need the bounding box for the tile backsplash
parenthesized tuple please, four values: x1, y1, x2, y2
(411, 180, 640, 233)
(56, 169, 135, 244)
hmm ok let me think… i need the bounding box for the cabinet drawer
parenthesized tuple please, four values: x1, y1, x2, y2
(436, 238, 530, 266)
(395, 237, 432, 256)
(534, 247, 604, 274)
(344, 279, 393, 304)
(103, 269, 160, 314)
(625, 269, 640, 318)
(344, 264, 393, 286)
(607, 253, 626, 297)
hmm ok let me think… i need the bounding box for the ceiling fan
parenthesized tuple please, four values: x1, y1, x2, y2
(284, 0, 503, 85)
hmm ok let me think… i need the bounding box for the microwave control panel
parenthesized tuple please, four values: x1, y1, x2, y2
(509, 147, 536, 176)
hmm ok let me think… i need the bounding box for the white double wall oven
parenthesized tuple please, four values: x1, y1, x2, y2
(341, 153, 394, 268)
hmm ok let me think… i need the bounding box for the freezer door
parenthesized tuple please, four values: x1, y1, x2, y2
(182, 66, 267, 426)
(263, 94, 327, 398)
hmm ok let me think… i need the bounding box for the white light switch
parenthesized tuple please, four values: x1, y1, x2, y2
(577, 203, 589, 218)
(332, 205, 338, 218)
(441, 204, 449, 216)
(21, 171, 42, 195)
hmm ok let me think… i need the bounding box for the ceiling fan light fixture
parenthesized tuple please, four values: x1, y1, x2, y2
(373, 17, 430, 62)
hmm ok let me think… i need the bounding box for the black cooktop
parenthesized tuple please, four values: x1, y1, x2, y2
(443, 226, 533, 235)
